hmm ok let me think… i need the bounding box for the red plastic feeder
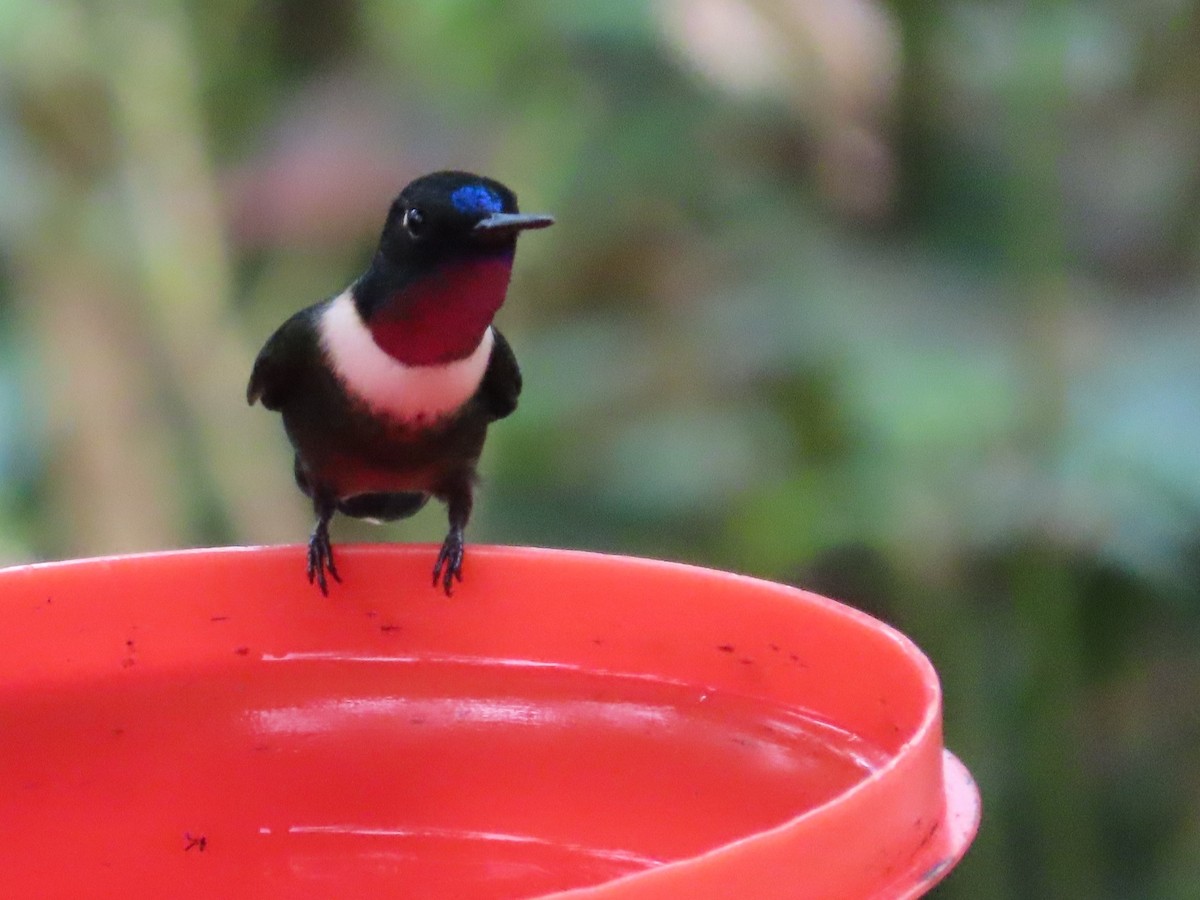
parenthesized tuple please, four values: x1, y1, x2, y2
(0, 545, 978, 898)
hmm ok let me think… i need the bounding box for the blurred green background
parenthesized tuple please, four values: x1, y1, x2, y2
(2, 0, 1198, 896)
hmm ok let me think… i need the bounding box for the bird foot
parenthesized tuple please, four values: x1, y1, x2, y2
(306, 523, 341, 596)
(433, 527, 465, 596)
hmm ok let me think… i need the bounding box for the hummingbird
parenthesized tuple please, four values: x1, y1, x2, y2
(247, 170, 553, 595)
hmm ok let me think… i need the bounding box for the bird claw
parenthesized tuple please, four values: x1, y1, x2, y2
(432, 528, 465, 596)
(306, 524, 341, 596)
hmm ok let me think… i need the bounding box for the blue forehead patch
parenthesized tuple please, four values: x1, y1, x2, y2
(450, 184, 504, 215)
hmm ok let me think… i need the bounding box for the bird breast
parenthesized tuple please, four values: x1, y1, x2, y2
(318, 290, 494, 424)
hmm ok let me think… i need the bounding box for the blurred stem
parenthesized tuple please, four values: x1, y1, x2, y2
(3, 6, 188, 555)
(1011, 548, 1099, 897)
(17, 254, 185, 554)
(1003, 7, 1102, 898)
(96, 1, 308, 542)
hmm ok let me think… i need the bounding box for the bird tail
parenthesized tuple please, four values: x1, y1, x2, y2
(336, 492, 430, 523)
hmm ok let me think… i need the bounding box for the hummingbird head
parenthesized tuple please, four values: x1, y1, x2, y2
(354, 171, 553, 366)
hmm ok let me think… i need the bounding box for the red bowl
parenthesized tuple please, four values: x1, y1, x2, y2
(0, 545, 978, 898)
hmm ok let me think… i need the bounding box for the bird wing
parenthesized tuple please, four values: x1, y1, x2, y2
(246, 307, 319, 410)
(477, 327, 522, 421)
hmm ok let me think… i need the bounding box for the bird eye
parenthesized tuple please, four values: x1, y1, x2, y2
(403, 207, 426, 236)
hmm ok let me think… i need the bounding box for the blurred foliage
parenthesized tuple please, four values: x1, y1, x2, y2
(1, 0, 1199, 896)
